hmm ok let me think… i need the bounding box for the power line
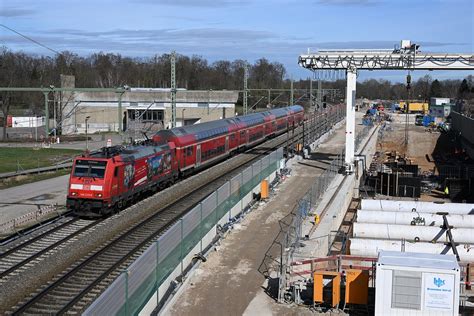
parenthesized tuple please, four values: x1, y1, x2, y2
(0, 24, 62, 56)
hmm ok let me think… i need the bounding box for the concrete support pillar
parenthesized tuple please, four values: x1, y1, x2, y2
(345, 68, 357, 173)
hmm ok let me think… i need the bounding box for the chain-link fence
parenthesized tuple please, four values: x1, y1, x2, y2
(85, 148, 284, 316)
(262, 123, 374, 303)
(274, 151, 344, 302)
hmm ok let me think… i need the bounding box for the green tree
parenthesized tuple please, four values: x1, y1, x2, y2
(429, 79, 442, 97)
(458, 79, 470, 98)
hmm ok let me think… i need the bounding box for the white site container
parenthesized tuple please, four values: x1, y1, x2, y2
(11, 116, 45, 128)
(375, 251, 460, 316)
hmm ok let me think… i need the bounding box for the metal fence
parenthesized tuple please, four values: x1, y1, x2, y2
(437, 165, 474, 180)
(264, 124, 373, 303)
(274, 151, 344, 302)
(85, 147, 284, 316)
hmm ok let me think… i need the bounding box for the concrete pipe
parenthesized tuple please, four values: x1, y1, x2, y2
(349, 238, 474, 262)
(356, 210, 474, 228)
(352, 222, 474, 244)
(360, 199, 474, 215)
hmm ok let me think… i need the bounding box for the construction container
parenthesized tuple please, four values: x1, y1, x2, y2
(399, 101, 429, 114)
(345, 269, 369, 305)
(313, 271, 341, 308)
(260, 180, 269, 199)
(375, 251, 460, 315)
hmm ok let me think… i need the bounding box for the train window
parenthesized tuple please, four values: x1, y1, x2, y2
(74, 160, 107, 179)
(186, 147, 193, 156)
(114, 167, 118, 177)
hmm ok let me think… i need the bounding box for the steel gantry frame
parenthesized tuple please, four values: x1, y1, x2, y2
(299, 40, 474, 173)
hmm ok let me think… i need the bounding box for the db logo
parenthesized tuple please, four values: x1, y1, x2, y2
(434, 277, 445, 287)
(83, 184, 91, 190)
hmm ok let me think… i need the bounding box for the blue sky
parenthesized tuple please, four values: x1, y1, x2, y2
(0, 0, 473, 82)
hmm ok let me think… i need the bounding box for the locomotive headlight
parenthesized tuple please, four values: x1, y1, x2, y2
(96, 193, 103, 198)
(71, 192, 77, 196)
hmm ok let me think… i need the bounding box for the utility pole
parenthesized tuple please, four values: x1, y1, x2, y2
(85, 116, 90, 151)
(243, 64, 248, 114)
(171, 51, 177, 128)
(290, 79, 294, 105)
(317, 79, 322, 112)
(117, 90, 124, 134)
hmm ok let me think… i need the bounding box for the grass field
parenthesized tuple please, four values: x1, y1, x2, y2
(0, 147, 82, 173)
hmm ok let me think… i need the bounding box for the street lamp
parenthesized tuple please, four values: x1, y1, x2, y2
(85, 116, 91, 151)
(181, 109, 186, 127)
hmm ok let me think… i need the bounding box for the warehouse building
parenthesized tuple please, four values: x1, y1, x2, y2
(60, 75, 239, 135)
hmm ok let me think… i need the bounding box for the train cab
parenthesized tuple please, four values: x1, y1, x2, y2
(67, 157, 115, 215)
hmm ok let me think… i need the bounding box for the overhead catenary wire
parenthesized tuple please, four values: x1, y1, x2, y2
(0, 24, 62, 56)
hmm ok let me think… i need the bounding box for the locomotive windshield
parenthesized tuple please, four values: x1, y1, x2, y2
(73, 160, 107, 178)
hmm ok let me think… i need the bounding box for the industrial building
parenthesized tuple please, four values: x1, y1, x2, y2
(59, 75, 239, 135)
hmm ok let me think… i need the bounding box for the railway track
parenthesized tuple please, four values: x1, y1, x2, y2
(0, 211, 73, 247)
(0, 217, 99, 283)
(8, 110, 343, 314)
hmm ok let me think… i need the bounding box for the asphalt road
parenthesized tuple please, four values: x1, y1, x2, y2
(0, 175, 69, 223)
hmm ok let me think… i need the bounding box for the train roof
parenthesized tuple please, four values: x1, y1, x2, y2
(84, 143, 170, 161)
(233, 112, 265, 126)
(287, 105, 304, 112)
(153, 105, 304, 143)
(119, 144, 170, 161)
(170, 118, 232, 141)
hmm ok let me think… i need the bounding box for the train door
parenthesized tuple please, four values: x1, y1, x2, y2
(111, 166, 120, 197)
(225, 136, 229, 153)
(196, 144, 201, 167)
(246, 130, 250, 144)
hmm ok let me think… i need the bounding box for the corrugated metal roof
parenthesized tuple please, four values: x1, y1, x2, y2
(378, 251, 459, 270)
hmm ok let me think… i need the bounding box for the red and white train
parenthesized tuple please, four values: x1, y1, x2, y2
(67, 105, 304, 216)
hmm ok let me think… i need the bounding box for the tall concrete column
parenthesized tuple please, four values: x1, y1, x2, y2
(345, 68, 357, 173)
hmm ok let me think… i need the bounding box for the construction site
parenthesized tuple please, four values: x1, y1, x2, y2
(0, 26, 473, 316)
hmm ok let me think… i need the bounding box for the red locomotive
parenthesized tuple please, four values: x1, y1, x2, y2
(67, 105, 304, 216)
